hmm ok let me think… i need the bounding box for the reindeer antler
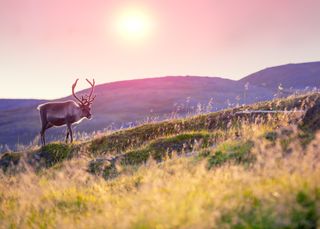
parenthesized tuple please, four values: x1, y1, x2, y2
(72, 78, 83, 104)
(85, 78, 96, 104)
(72, 78, 96, 105)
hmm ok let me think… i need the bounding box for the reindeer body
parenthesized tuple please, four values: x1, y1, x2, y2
(38, 79, 96, 146)
(38, 101, 84, 126)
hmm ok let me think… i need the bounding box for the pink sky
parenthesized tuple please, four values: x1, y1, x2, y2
(0, 0, 320, 99)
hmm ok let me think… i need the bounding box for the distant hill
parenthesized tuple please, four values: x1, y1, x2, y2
(240, 61, 320, 90)
(0, 61, 319, 149)
(0, 99, 47, 111)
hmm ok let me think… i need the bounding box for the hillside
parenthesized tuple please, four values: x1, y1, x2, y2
(1, 61, 320, 149)
(0, 76, 273, 150)
(1, 93, 320, 228)
(240, 61, 320, 90)
(1, 92, 319, 170)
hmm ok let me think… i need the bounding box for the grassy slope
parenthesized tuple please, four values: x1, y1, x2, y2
(0, 76, 274, 149)
(2, 93, 318, 158)
(1, 93, 320, 228)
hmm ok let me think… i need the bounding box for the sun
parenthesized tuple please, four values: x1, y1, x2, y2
(115, 7, 153, 41)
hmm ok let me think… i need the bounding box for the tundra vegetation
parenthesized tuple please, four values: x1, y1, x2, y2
(0, 93, 320, 228)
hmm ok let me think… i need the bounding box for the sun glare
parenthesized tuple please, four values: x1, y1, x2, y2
(115, 7, 153, 41)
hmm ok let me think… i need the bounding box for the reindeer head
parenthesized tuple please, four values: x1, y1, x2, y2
(72, 78, 96, 119)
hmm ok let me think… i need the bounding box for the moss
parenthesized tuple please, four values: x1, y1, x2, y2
(88, 121, 187, 155)
(149, 132, 213, 161)
(39, 143, 75, 167)
(207, 141, 254, 169)
(0, 143, 80, 171)
(121, 132, 215, 165)
(89, 132, 218, 179)
(121, 149, 150, 166)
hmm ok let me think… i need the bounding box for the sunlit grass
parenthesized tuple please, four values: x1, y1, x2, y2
(1, 93, 320, 228)
(1, 125, 320, 228)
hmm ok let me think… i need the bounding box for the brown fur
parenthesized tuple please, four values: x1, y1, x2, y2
(37, 100, 90, 145)
(37, 79, 96, 146)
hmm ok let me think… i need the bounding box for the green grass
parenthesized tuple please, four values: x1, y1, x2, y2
(219, 189, 320, 229)
(89, 131, 220, 179)
(39, 143, 77, 167)
(207, 140, 254, 169)
(123, 132, 214, 163)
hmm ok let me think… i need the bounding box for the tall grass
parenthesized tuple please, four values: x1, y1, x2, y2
(1, 93, 320, 228)
(1, 116, 320, 228)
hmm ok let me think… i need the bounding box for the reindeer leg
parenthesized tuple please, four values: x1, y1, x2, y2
(39, 109, 47, 146)
(40, 123, 49, 146)
(41, 123, 53, 146)
(65, 129, 70, 143)
(67, 123, 73, 143)
(40, 127, 46, 146)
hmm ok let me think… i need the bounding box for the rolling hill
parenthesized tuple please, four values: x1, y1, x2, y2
(0, 99, 47, 111)
(240, 61, 320, 90)
(0, 61, 319, 149)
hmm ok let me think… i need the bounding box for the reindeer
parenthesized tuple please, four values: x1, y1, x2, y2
(37, 78, 96, 146)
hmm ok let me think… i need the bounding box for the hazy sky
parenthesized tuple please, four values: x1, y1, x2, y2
(1, 0, 320, 99)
